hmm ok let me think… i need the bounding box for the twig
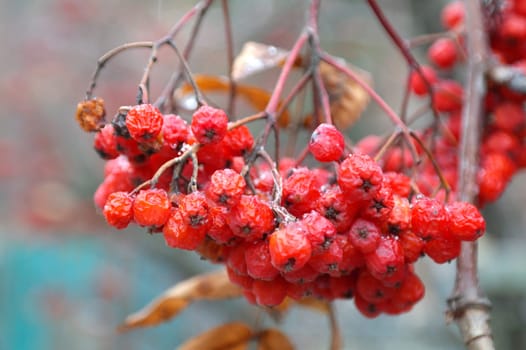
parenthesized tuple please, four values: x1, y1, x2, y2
(221, 0, 237, 117)
(446, 0, 494, 349)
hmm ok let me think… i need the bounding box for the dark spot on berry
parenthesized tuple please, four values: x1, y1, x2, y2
(386, 265, 397, 275)
(358, 228, 368, 239)
(189, 214, 205, 227)
(218, 193, 229, 204)
(328, 263, 338, 271)
(284, 258, 296, 272)
(342, 289, 353, 298)
(205, 128, 217, 140)
(241, 225, 252, 234)
(361, 179, 373, 192)
(371, 200, 386, 213)
(321, 236, 333, 249)
(367, 303, 377, 313)
(324, 206, 339, 220)
(112, 112, 130, 138)
(374, 289, 384, 298)
(388, 224, 401, 235)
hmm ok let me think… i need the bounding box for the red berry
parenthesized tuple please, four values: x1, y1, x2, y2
(385, 196, 411, 235)
(348, 218, 381, 254)
(191, 105, 228, 144)
(300, 210, 337, 252)
(269, 223, 312, 272)
(245, 241, 280, 281)
(365, 237, 405, 283)
(309, 123, 345, 162)
(282, 264, 319, 284)
(446, 201, 485, 241)
(399, 230, 424, 263)
(226, 266, 253, 289)
(222, 125, 254, 157)
(282, 167, 321, 217)
(428, 38, 458, 69)
(316, 185, 359, 233)
(103, 191, 134, 229)
(329, 274, 357, 299)
(493, 102, 526, 133)
(133, 188, 171, 227)
(424, 235, 461, 263)
(178, 191, 210, 232)
(433, 80, 463, 112)
(354, 294, 381, 318)
(94, 124, 119, 159)
(252, 277, 288, 306)
(163, 208, 206, 250)
(500, 14, 526, 41)
(411, 196, 449, 241)
(126, 104, 164, 142)
(356, 270, 394, 303)
(162, 114, 189, 147)
(441, 1, 465, 29)
(207, 205, 236, 244)
(229, 195, 275, 241)
(206, 168, 246, 207)
(338, 153, 384, 202)
(308, 239, 343, 275)
(409, 65, 438, 96)
(362, 184, 394, 223)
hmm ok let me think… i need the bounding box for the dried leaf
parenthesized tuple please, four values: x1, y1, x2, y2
(319, 59, 371, 129)
(175, 74, 290, 127)
(257, 329, 295, 350)
(178, 322, 253, 350)
(232, 42, 289, 81)
(119, 269, 242, 331)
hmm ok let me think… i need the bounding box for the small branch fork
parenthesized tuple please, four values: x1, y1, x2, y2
(446, 0, 494, 349)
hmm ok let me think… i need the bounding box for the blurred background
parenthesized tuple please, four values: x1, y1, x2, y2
(1, 0, 525, 349)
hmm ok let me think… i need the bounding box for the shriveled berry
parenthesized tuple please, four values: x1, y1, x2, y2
(424, 235, 461, 263)
(309, 123, 345, 162)
(76, 98, 105, 132)
(362, 183, 394, 223)
(356, 270, 394, 303)
(411, 196, 449, 241)
(308, 239, 343, 275)
(300, 211, 337, 252)
(133, 188, 171, 227)
(316, 185, 358, 233)
(94, 124, 119, 159)
(191, 105, 228, 144)
(245, 241, 280, 281)
(207, 205, 236, 244)
(229, 195, 275, 241)
(103, 191, 134, 229)
(206, 168, 246, 207)
(338, 153, 383, 202)
(162, 114, 189, 147)
(179, 191, 210, 232)
(163, 208, 206, 250)
(222, 125, 254, 157)
(348, 218, 381, 254)
(446, 201, 485, 241)
(399, 230, 424, 263)
(269, 223, 312, 272)
(282, 264, 319, 284)
(126, 104, 163, 142)
(365, 237, 405, 283)
(282, 167, 321, 217)
(252, 277, 288, 306)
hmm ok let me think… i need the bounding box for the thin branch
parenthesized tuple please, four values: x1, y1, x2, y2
(221, 0, 237, 117)
(446, 0, 494, 349)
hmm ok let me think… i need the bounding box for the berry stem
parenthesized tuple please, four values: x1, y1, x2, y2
(446, 0, 494, 348)
(221, 0, 237, 118)
(328, 302, 342, 350)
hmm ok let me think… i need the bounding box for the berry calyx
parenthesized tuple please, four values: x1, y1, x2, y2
(191, 105, 229, 144)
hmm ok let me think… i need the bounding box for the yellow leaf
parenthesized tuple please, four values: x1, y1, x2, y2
(178, 322, 253, 350)
(257, 329, 295, 350)
(119, 269, 242, 331)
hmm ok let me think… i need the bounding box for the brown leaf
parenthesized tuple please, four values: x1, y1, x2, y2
(257, 329, 295, 350)
(319, 60, 371, 130)
(178, 322, 253, 350)
(232, 42, 289, 81)
(119, 269, 242, 331)
(175, 74, 290, 127)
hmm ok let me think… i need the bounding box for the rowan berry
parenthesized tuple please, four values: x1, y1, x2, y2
(493, 102, 526, 133)
(94, 124, 119, 159)
(300, 210, 337, 252)
(348, 218, 381, 254)
(382, 172, 412, 198)
(428, 38, 458, 69)
(308, 239, 343, 275)
(252, 277, 288, 306)
(133, 188, 171, 227)
(226, 244, 248, 275)
(309, 123, 345, 162)
(500, 14, 526, 41)
(229, 195, 275, 241)
(244, 240, 280, 281)
(316, 185, 358, 233)
(282, 167, 321, 216)
(365, 237, 405, 283)
(178, 191, 210, 232)
(206, 168, 246, 207)
(362, 184, 394, 223)
(207, 205, 236, 244)
(191, 105, 228, 145)
(354, 294, 381, 318)
(269, 223, 312, 272)
(337, 235, 365, 273)
(446, 201, 485, 241)
(409, 65, 438, 96)
(433, 80, 463, 112)
(441, 1, 464, 29)
(399, 230, 424, 264)
(125, 104, 163, 142)
(226, 266, 253, 289)
(356, 270, 394, 303)
(282, 264, 319, 284)
(338, 153, 384, 202)
(222, 125, 254, 157)
(76, 98, 105, 132)
(162, 114, 189, 147)
(103, 191, 134, 229)
(478, 152, 516, 205)
(411, 196, 449, 241)
(385, 196, 411, 235)
(163, 208, 206, 250)
(329, 274, 358, 299)
(423, 235, 461, 263)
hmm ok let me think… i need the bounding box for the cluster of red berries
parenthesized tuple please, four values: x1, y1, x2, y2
(363, 0, 526, 207)
(81, 100, 487, 318)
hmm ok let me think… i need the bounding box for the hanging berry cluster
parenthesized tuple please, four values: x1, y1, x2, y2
(73, 0, 526, 320)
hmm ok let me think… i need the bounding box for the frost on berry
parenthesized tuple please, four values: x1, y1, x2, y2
(103, 191, 134, 229)
(125, 104, 164, 142)
(206, 168, 246, 207)
(309, 123, 345, 162)
(76, 98, 106, 132)
(269, 223, 312, 273)
(337, 153, 383, 202)
(191, 105, 229, 145)
(133, 188, 171, 227)
(229, 195, 275, 241)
